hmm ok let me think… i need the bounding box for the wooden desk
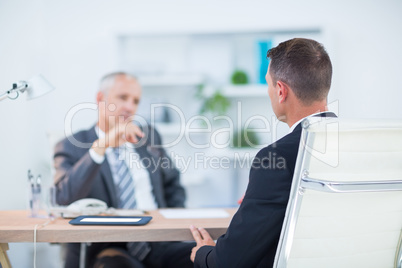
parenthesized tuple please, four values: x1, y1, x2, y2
(0, 209, 236, 267)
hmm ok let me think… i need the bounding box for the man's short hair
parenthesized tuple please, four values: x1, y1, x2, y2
(99, 72, 137, 94)
(267, 38, 332, 105)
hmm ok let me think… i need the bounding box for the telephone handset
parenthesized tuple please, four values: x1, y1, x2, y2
(50, 198, 108, 218)
(67, 198, 108, 214)
(49, 198, 146, 218)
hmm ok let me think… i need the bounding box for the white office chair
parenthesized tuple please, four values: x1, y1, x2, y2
(274, 118, 402, 268)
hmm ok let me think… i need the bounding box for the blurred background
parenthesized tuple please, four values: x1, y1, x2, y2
(0, 0, 401, 266)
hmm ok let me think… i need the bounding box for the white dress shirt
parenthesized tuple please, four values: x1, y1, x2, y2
(89, 126, 157, 210)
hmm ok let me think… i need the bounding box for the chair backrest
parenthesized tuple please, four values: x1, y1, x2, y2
(274, 118, 402, 268)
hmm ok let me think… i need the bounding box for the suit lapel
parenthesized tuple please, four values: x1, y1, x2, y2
(100, 160, 119, 207)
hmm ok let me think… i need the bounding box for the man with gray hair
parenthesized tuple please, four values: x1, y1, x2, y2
(54, 72, 194, 268)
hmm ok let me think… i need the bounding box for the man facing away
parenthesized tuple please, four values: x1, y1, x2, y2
(190, 38, 336, 267)
(54, 72, 194, 268)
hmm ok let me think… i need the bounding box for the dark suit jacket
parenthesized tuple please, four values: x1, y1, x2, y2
(194, 113, 336, 268)
(53, 124, 185, 267)
(54, 125, 185, 208)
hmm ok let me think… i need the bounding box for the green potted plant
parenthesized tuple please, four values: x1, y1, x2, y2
(231, 70, 249, 85)
(196, 85, 231, 117)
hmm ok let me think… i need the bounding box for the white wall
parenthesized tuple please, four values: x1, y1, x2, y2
(0, 0, 401, 266)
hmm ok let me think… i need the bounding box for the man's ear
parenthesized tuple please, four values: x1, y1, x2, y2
(96, 91, 104, 104)
(276, 81, 289, 103)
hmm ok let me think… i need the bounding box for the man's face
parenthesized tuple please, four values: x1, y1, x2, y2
(266, 64, 279, 117)
(99, 75, 142, 129)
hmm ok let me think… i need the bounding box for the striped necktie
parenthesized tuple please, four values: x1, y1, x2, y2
(113, 147, 151, 261)
(113, 148, 137, 209)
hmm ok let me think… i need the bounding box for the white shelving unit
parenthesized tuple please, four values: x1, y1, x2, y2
(204, 84, 268, 98)
(139, 76, 268, 98)
(139, 74, 204, 87)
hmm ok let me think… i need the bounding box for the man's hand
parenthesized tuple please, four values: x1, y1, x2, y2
(121, 122, 144, 144)
(92, 122, 144, 155)
(190, 225, 216, 262)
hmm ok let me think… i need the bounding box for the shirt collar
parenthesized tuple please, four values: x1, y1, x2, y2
(95, 125, 105, 139)
(289, 111, 332, 133)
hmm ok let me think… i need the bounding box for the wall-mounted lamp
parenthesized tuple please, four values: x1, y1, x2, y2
(0, 74, 55, 102)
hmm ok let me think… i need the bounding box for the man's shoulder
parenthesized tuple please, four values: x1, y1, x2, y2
(275, 125, 303, 148)
(56, 126, 96, 150)
(256, 125, 302, 157)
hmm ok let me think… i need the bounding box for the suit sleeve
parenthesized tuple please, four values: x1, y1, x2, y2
(194, 146, 293, 267)
(53, 137, 101, 205)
